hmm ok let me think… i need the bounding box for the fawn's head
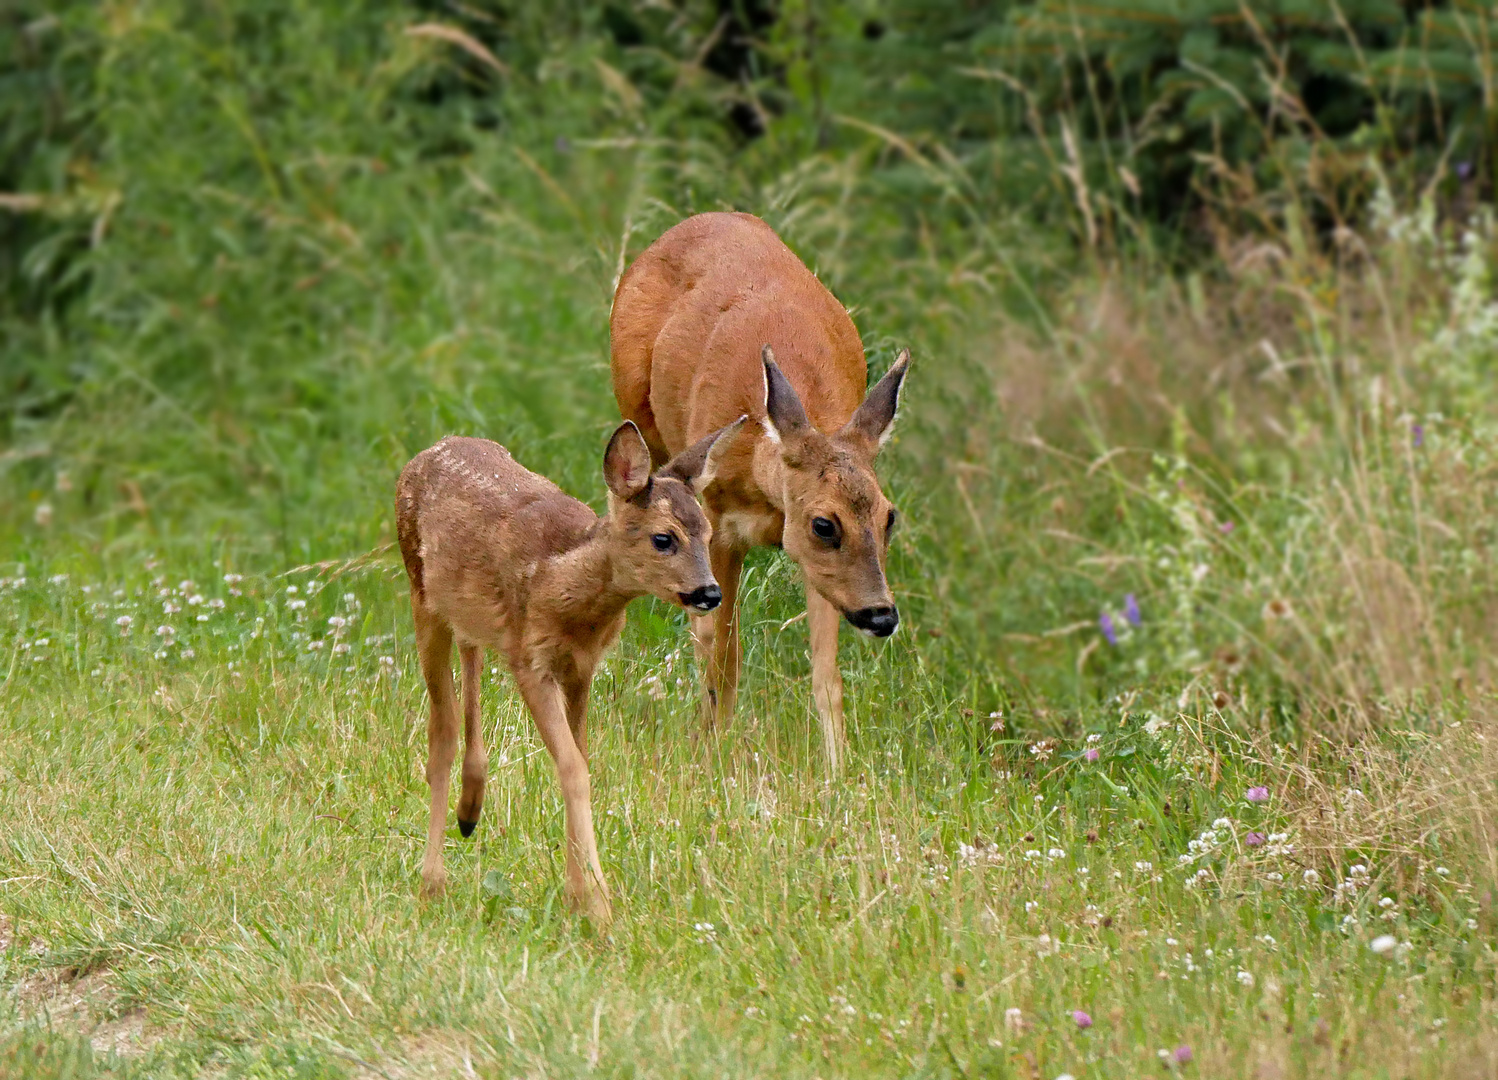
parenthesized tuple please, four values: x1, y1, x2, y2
(761, 346, 910, 638)
(602, 417, 745, 612)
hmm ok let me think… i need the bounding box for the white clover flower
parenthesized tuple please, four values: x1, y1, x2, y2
(209, 598, 225, 610)
(1379, 897, 1396, 909)
(286, 585, 299, 594)
(1237, 970, 1254, 987)
(49, 574, 68, 586)
(180, 648, 194, 659)
(379, 655, 395, 667)
(163, 602, 181, 614)
(115, 615, 133, 633)
(1349, 864, 1369, 877)
(197, 614, 209, 623)
(1213, 817, 1232, 830)
(1025, 901, 1038, 913)
(288, 599, 306, 611)
(1047, 848, 1065, 860)
(1004, 1007, 1024, 1030)
(1369, 935, 1397, 955)
(178, 580, 195, 593)
(332, 642, 350, 655)
(1134, 861, 1154, 872)
(328, 615, 347, 629)
(187, 594, 205, 606)
(308, 640, 325, 651)
(223, 574, 243, 585)
(155, 625, 175, 638)
(1303, 870, 1320, 884)
(1265, 872, 1284, 882)
(1467, 919, 1479, 930)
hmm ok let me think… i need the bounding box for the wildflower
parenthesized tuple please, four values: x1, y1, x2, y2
(288, 599, 306, 610)
(208, 598, 225, 609)
(1134, 861, 1153, 872)
(1263, 598, 1291, 620)
(328, 615, 347, 630)
(1245, 787, 1270, 804)
(1412, 423, 1424, 448)
(1349, 864, 1368, 877)
(988, 711, 1005, 732)
(1123, 593, 1141, 626)
(223, 574, 243, 585)
(49, 574, 68, 586)
(187, 594, 205, 606)
(1174, 1045, 1193, 1064)
(196, 614, 209, 623)
(1047, 847, 1065, 860)
(1099, 612, 1118, 645)
(1071, 1010, 1092, 1029)
(286, 585, 299, 594)
(1467, 919, 1478, 930)
(1213, 818, 1232, 830)
(34, 503, 53, 527)
(154, 625, 175, 638)
(1379, 897, 1395, 909)
(1303, 870, 1320, 884)
(1025, 900, 1038, 912)
(308, 640, 324, 650)
(163, 601, 181, 614)
(1004, 1007, 1024, 1030)
(1029, 739, 1057, 762)
(332, 642, 350, 655)
(1369, 935, 1397, 955)
(1435, 867, 1450, 876)
(379, 655, 395, 667)
(1084, 748, 1100, 762)
(181, 648, 194, 659)
(1236, 970, 1254, 987)
(1219, 520, 1234, 534)
(115, 615, 132, 634)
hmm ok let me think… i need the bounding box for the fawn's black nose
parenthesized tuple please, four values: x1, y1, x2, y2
(847, 605, 899, 637)
(680, 585, 722, 612)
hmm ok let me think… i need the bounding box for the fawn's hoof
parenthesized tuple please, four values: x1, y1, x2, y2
(420, 870, 447, 899)
(457, 817, 478, 838)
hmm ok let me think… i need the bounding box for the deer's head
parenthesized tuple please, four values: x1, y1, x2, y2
(761, 346, 909, 637)
(603, 417, 745, 612)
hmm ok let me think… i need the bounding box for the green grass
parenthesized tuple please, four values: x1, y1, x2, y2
(4, 4, 1498, 1077)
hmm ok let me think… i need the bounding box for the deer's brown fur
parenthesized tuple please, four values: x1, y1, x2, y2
(395, 419, 741, 924)
(611, 212, 909, 771)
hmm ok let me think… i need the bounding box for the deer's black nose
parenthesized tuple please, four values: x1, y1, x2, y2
(847, 605, 899, 637)
(680, 585, 722, 612)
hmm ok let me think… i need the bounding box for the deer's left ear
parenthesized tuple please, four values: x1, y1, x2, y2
(659, 415, 747, 493)
(839, 349, 910, 453)
(603, 420, 653, 500)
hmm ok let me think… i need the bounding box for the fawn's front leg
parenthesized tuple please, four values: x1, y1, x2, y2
(412, 597, 458, 898)
(455, 643, 487, 837)
(517, 670, 612, 926)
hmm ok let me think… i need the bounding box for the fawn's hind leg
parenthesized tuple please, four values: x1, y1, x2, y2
(413, 596, 458, 898)
(455, 643, 487, 837)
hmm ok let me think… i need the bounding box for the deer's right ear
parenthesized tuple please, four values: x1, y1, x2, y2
(761, 345, 810, 444)
(603, 421, 652, 500)
(660, 415, 748, 493)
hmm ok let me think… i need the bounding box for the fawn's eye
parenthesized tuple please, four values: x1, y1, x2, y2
(651, 533, 675, 553)
(811, 516, 839, 546)
(886, 508, 898, 536)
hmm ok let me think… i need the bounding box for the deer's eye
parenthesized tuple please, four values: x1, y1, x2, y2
(886, 508, 898, 535)
(651, 533, 676, 553)
(811, 516, 839, 546)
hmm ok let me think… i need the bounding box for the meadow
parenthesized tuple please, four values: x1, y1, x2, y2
(3, 3, 1498, 1077)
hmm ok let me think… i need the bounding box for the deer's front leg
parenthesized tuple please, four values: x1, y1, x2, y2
(806, 587, 846, 774)
(696, 537, 745, 730)
(455, 643, 487, 837)
(412, 598, 459, 898)
(517, 671, 612, 927)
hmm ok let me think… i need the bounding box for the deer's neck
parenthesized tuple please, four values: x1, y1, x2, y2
(538, 519, 634, 627)
(751, 433, 788, 512)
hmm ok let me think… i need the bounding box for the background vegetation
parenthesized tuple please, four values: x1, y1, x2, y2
(3, 1, 1498, 1076)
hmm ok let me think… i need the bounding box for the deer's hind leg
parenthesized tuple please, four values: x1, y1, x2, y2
(455, 643, 487, 838)
(413, 595, 459, 898)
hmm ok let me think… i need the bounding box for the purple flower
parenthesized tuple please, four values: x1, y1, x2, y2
(1457, 160, 1474, 181)
(1219, 520, 1234, 534)
(1084, 748, 1100, 762)
(1099, 612, 1118, 645)
(1124, 593, 1142, 626)
(1072, 1010, 1093, 1029)
(1175, 1044, 1193, 1064)
(1412, 423, 1424, 448)
(1245, 832, 1266, 847)
(1245, 786, 1270, 804)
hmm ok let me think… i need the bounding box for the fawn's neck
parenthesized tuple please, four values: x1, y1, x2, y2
(537, 517, 635, 628)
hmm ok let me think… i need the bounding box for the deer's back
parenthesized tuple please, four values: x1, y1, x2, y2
(611, 213, 867, 457)
(396, 437, 595, 642)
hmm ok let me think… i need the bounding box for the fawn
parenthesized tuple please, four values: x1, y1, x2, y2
(395, 417, 743, 924)
(611, 211, 909, 773)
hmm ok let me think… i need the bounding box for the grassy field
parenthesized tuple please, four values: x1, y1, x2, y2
(4, 5, 1498, 1077)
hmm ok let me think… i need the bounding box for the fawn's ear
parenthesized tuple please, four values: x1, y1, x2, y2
(659, 415, 748, 493)
(838, 348, 910, 455)
(603, 421, 652, 500)
(761, 345, 810, 444)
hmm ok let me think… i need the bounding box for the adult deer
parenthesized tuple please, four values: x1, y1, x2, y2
(611, 212, 909, 773)
(395, 418, 742, 924)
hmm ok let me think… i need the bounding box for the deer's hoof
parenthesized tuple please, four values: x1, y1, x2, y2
(457, 817, 478, 838)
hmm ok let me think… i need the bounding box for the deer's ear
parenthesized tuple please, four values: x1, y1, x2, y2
(761, 345, 810, 444)
(603, 421, 652, 500)
(839, 348, 910, 454)
(660, 415, 747, 493)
